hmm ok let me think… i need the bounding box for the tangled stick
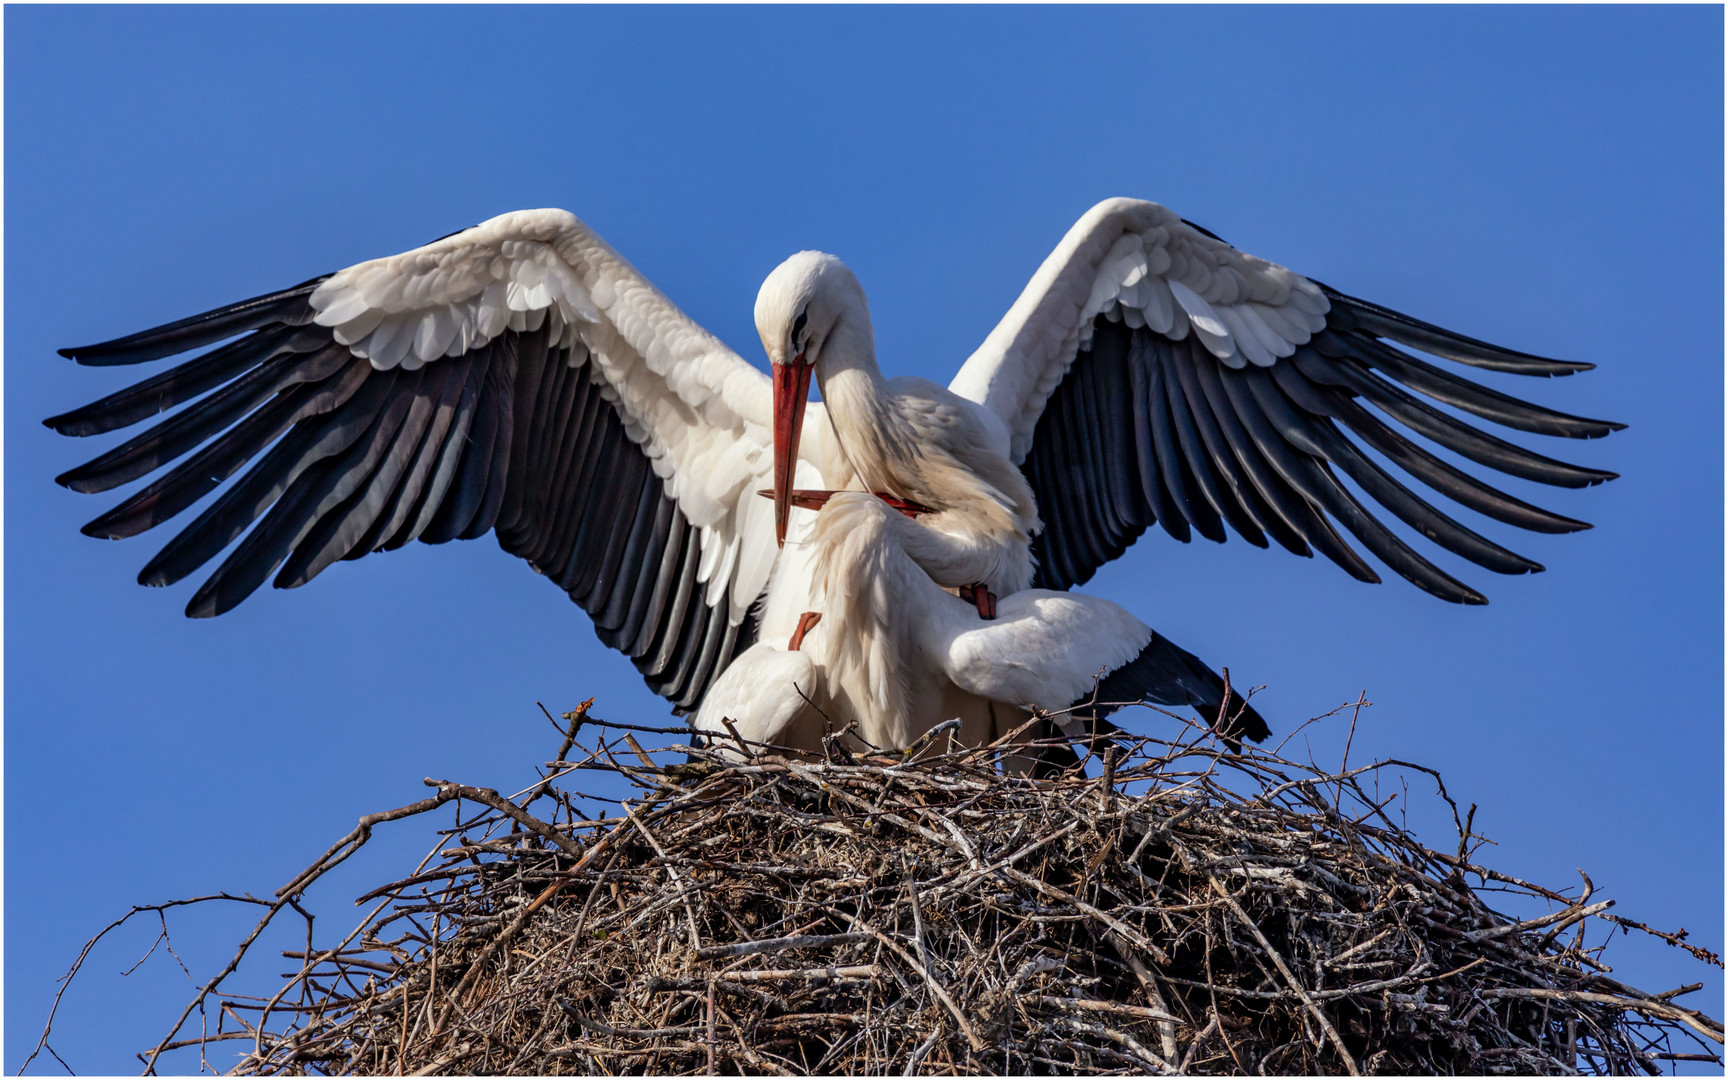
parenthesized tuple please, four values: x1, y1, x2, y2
(27, 699, 1723, 1076)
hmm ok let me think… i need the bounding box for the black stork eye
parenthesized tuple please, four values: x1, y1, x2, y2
(790, 310, 808, 351)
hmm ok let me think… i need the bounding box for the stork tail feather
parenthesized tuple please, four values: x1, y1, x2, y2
(1078, 631, 1271, 747)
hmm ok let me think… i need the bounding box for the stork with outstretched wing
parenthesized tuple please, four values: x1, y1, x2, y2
(47, 199, 1618, 751)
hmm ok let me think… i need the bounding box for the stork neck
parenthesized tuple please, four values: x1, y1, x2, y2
(812, 320, 893, 479)
(812, 316, 882, 399)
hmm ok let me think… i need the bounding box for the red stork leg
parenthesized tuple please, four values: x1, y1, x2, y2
(788, 611, 823, 651)
(757, 489, 932, 520)
(872, 492, 932, 519)
(957, 583, 998, 620)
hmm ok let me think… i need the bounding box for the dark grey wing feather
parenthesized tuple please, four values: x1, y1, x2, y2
(49, 338, 355, 493)
(1162, 346, 1276, 548)
(607, 497, 680, 652)
(1244, 369, 1539, 577)
(1190, 345, 1350, 566)
(275, 362, 450, 588)
(594, 477, 665, 632)
(77, 358, 375, 541)
(1024, 281, 1620, 603)
(367, 348, 484, 553)
(1263, 361, 1588, 535)
(1321, 287, 1594, 376)
(189, 365, 428, 617)
(56, 278, 327, 366)
(1144, 360, 1195, 542)
(138, 369, 404, 588)
(45, 324, 331, 436)
(1293, 343, 1613, 488)
(47, 276, 759, 712)
(1121, 334, 1188, 543)
(395, 341, 492, 548)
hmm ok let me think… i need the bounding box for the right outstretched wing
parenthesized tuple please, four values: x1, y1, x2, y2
(951, 197, 1622, 603)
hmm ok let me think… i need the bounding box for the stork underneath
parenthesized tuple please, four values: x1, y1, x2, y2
(694, 490, 1263, 756)
(44, 198, 1619, 756)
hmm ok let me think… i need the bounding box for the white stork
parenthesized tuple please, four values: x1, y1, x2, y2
(46, 199, 1617, 752)
(695, 486, 1222, 760)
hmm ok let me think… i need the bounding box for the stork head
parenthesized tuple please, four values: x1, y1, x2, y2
(755, 250, 866, 367)
(755, 252, 868, 546)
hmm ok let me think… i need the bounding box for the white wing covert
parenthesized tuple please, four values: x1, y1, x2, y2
(47, 210, 779, 709)
(950, 198, 1622, 603)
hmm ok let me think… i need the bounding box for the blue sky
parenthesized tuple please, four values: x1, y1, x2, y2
(6, 6, 1722, 1073)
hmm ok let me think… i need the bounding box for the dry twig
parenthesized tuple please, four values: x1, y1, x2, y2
(29, 704, 1723, 1076)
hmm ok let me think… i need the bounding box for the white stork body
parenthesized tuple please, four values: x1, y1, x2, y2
(696, 491, 1151, 755)
(48, 198, 1618, 750)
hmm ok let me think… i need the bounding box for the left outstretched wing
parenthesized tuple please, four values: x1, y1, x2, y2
(46, 209, 783, 710)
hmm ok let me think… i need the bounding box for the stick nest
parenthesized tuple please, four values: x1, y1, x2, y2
(85, 705, 1726, 1075)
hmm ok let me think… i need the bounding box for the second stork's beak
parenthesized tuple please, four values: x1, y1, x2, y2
(772, 356, 814, 547)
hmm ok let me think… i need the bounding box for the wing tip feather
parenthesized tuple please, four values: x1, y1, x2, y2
(1227, 698, 1271, 746)
(185, 576, 241, 619)
(55, 469, 105, 494)
(43, 408, 108, 437)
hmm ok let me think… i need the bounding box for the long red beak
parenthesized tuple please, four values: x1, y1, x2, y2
(772, 358, 813, 547)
